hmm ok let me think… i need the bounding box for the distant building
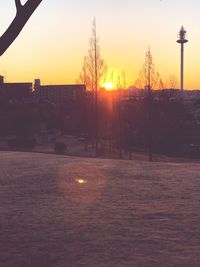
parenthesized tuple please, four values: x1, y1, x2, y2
(0, 76, 32, 100)
(0, 75, 4, 85)
(34, 79, 41, 93)
(38, 84, 86, 105)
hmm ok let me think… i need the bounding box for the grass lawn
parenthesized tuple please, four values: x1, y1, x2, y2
(0, 151, 200, 266)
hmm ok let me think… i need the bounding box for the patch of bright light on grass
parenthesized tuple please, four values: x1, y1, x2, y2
(58, 163, 106, 205)
(75, 178, 87, 184)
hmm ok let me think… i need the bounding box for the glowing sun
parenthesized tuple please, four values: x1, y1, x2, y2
(104, 82, 114, 90)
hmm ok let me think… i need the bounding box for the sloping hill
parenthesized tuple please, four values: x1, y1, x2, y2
(0, 151, 200, 267)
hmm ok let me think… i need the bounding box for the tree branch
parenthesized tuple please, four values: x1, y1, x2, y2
(0, 0, 42, 56)
(15, 0, 22, 13)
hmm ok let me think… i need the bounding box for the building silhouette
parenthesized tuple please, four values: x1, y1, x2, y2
(37, 83, 86, 105)
(0, 75, 32, 100)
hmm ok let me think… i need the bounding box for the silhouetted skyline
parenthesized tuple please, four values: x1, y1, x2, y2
(0, 0, 199, 89)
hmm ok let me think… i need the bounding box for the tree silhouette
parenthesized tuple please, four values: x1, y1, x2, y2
(79, 19, 107, 91)
(135, 48, 164, 90)
(167, 74, 178, 89)
(79, 18, 107, 156)
(0, 0, 42, 56)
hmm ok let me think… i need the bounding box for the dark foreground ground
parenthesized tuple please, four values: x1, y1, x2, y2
(0, 151, 200, 267)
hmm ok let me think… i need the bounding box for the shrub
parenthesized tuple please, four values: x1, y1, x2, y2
(54, 142, 66, 155)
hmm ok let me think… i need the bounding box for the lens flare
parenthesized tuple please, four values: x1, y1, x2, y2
(58, 162, 106, 205)
(75, 178, 87, 184)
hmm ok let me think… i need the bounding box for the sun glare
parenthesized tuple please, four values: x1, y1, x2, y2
(75, 178, 87, 185)
(104, 82, 114, 91)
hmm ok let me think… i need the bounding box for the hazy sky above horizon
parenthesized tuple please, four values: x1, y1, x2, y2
(0, 0, 199, 89)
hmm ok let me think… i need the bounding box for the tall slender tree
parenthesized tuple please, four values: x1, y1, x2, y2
(93, 18, 99, 156)
(146, 48, 153, 161)
(135, 48, 165, 161)
(79, 18, 107, 156)
(136, 48, 157, 161)
(79, 19, 107, 91)
(135, 49, 164, 90)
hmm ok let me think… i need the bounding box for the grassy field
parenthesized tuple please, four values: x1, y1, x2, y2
(0, 151, 200, 266)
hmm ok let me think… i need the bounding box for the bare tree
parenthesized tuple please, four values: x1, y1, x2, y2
(0, 0, 42, 56)
(134, 48, 166, 161)
(135, 48, 156, 161)
(79, 19, 107, 91)
(167, 74, 178, 89)
(79, 18, 107, 156)
(79, 56, 91, 88)
(135, 48, 164, 90)
(145, 48, 153, 161)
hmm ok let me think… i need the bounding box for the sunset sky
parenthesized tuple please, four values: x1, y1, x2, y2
(0, 0, 199, 89)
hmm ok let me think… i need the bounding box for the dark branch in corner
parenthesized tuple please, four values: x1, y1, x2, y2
(15, 0, 22, 13)
(0, 0, 42, 56)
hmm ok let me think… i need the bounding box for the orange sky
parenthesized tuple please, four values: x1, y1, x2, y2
(0, 0, 200, 89)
